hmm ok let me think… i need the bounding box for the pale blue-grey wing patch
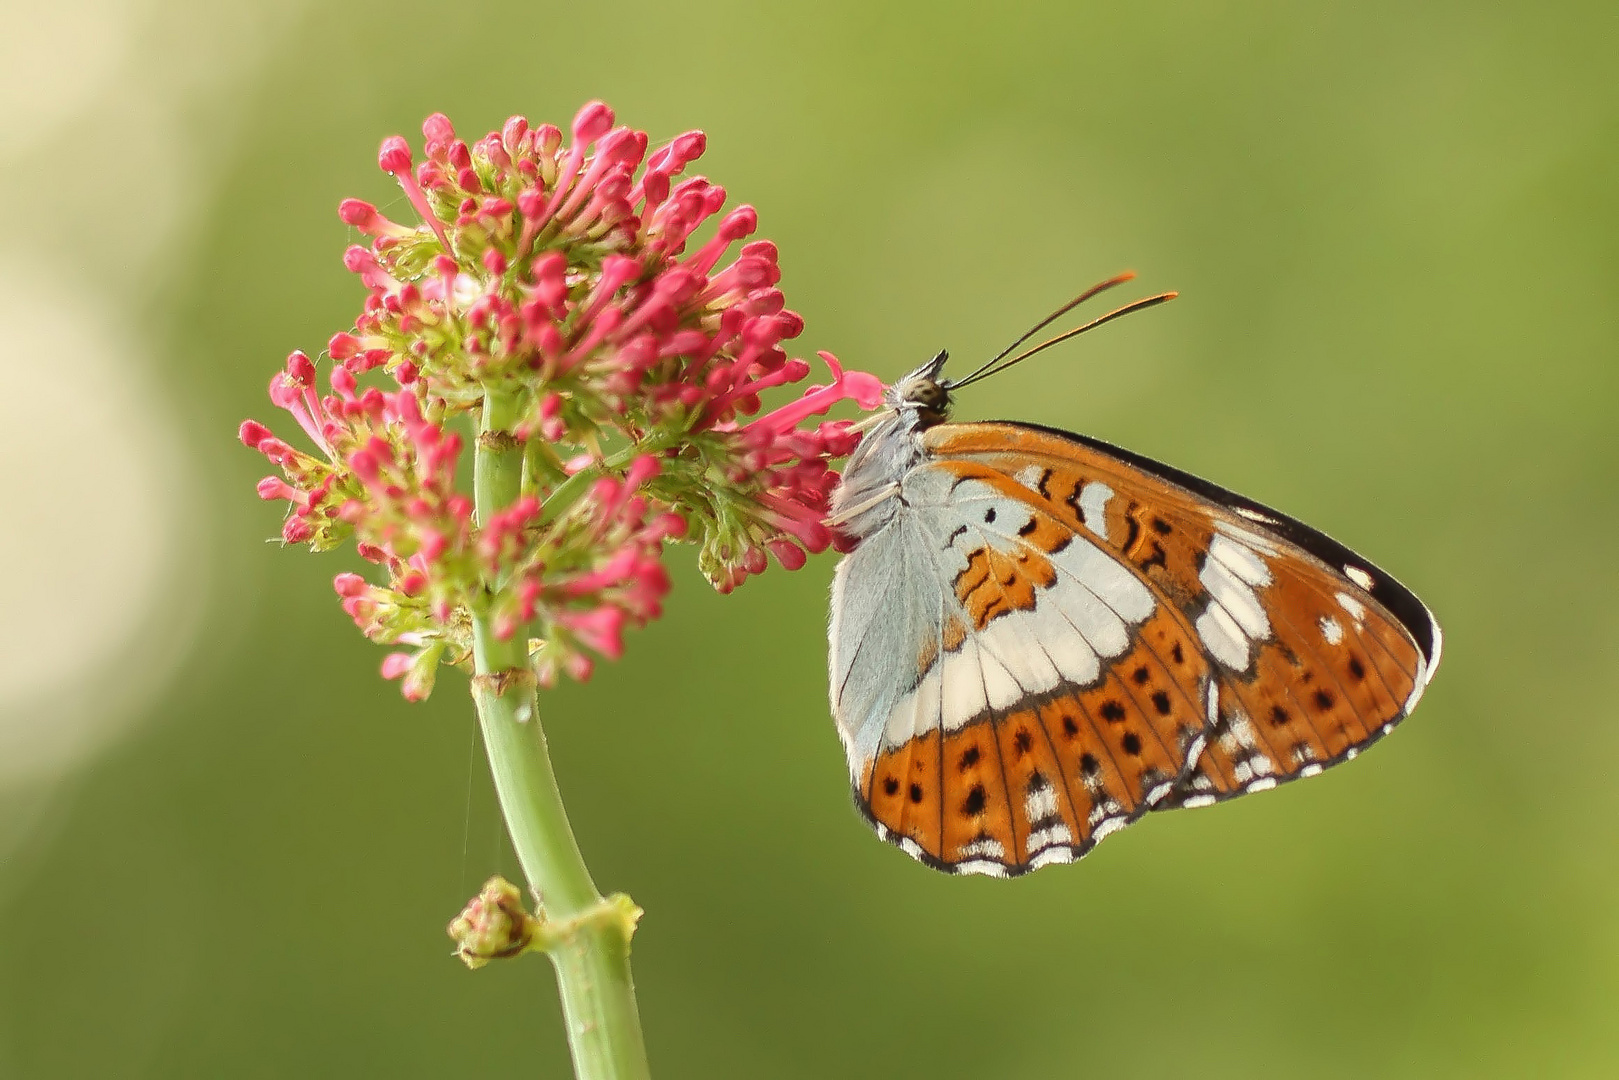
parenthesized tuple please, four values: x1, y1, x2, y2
(829, 514, 956, 778)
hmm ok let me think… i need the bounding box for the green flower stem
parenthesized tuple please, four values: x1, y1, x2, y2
(472, 386, 652, 1080)
(537, 429, 682, 525)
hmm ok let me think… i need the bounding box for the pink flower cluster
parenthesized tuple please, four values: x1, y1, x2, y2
(241, 103, 882, 698)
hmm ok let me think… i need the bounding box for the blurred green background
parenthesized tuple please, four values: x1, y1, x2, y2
(3, 0, 1617, 1076)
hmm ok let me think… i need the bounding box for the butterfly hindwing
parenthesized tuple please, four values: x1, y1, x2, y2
(836, 454, 1218, 874)
(921, 422, 1441, 813)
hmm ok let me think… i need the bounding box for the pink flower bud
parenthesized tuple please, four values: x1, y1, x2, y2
(572, 101, 614, 145)
(419, 529, 448, 562)
(333, 573, 369, 597)
(768, 539, 807, 571)
(339, 199, 377, 226)
(718, 206, 758, 242)
(286, 350, 317, 384)
(422, 112, 456, 147)
(239, 420, 272, 448)
(649, 131, 706, 176)
(378, 136, 412, 174)
(502, 115, 529, 150)
(348, 448, 380, 481)
(742, 547, 768, 574)
(604, 129, 648, 166)
(328, 332, 360, 359)
(533, 123, 561, 153)
(256, 476, 297, 501)
(564, 653, 595, 682)
(639, 171, 670, 209)
(775, 310, 805, 338)
(380, 652, 414, 680)
(624, 455, 661, 489)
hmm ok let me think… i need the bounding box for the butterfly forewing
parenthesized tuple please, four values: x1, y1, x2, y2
(920, 422, 1440, 814)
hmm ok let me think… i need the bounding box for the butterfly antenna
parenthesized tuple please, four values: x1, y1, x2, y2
(942, 271, 1138, 388)
(948, 287, 1177, 390)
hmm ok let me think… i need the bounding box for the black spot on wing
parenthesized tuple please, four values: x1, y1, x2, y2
(962, 785, 987, 816)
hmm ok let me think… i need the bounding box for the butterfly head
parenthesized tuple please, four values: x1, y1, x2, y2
(886, 349, 953, 427)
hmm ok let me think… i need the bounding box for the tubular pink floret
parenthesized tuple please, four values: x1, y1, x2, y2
(257, 476, 301, 502)
(338, 198, 413, 239)
(338, 199, 374, 225)
(380, 136, 453, 252)
(343, 246, 399, 291)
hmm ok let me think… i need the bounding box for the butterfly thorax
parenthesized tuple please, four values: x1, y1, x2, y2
(830, 352, 953, 543)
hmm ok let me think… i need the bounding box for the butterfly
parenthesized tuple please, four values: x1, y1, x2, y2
(827, 273, 1442, 876)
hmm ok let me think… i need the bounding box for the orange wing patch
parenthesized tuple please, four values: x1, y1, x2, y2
(857, 604, 1217, 874)
(952, 540, 1055, 630)
(1164, 556, 1427, 807)
(862, 727, 948, 862)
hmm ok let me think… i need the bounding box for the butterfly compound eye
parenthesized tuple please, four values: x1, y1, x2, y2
(899, 377, 949, 416)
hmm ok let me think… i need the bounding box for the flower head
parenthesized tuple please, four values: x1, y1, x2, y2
(243, 103, 881, 697)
